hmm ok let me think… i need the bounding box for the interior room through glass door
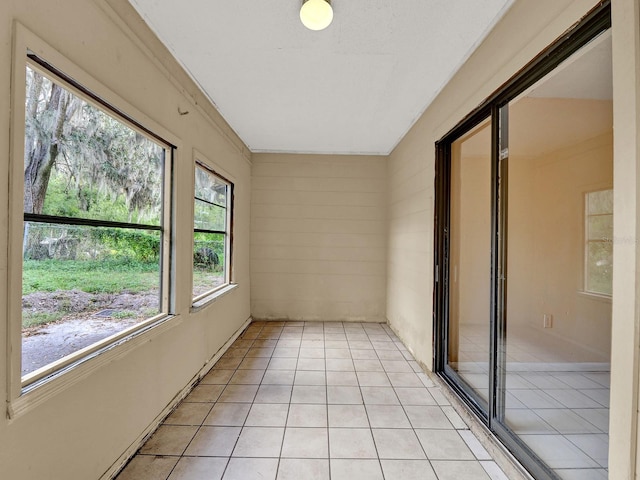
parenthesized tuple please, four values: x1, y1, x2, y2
(499, 31, 612, 479)
(447, 117, 493, 407)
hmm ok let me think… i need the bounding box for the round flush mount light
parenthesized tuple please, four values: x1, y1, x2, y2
(300, 0, 333, 31)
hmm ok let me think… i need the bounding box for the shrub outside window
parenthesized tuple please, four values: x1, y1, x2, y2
(22, 58, 172, 384)
(193, 162, 232, 301)
(585, 188, 613, 296)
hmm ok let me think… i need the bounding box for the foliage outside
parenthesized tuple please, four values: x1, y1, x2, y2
(21, 64, 228, 377)
(21, 65, 167, 376)
(585, 189, 613, 296)
(193, 233, 226, 298)
(192, 165, 229, 298)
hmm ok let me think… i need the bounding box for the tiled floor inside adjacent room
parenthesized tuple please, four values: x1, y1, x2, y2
(454, 324, 609, 479)
(116, 321, 511, 480)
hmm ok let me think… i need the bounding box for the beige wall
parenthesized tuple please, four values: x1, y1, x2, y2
(450, 127, 493, 331)
(498, 97, 613, 362)
(386, 129, 434, 366)
(251, 153, 387, 322)
(0, 1, 251, 478)
(507, 128, 612, 362)
(447, 126, 493, 363)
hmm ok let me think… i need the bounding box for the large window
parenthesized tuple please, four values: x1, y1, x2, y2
(22, 58, 172, 384)
(192, 162, 232, 301)
(585, 188, 613, 296)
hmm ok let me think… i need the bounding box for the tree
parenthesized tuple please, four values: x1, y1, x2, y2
(23, 69, 80, 215)
(23, 66, 164, 224)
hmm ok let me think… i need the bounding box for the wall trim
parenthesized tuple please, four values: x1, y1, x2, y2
(251, 317, 388, 324)
(609, 0, 640, 477)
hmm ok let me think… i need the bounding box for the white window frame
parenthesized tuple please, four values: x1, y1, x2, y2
(584, 188, 613, 297)
(192, 159, 234, 306)
(7, 24, 179, 415)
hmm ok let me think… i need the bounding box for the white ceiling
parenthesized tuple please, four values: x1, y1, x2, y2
(528, 32, 612, 101)
(129, 0, 514, 155)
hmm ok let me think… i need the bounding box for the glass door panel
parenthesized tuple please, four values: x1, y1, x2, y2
(501, 32, 612, 479)
(447, 118, 492, 406)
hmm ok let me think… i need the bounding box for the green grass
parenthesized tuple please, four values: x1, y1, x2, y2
(23, 258, 159, 295)
(192, 268, 223, 283)
(21, 260, 222, 329)
(22, 311, 61, 328)
(192, 268, 224, 295)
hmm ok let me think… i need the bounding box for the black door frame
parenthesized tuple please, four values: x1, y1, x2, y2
(433, 2, 611, 479)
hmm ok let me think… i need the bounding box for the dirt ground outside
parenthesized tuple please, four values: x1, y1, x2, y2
(22, 289, 158, 376)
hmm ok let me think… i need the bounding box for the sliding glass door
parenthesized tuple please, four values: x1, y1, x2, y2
(435, 4, 611, 479)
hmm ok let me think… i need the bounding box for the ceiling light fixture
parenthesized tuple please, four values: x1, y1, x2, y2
(300, 0, 333, 31)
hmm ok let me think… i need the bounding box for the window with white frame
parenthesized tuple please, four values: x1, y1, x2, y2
(21, 57, 172, 384)
(192, 162, 232, 301)
(584, 188, 613, 296)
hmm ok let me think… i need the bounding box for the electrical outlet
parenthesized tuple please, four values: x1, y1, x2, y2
(543, 314, 553, 328)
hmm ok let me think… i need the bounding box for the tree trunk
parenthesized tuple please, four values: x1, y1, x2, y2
(23, 83, 68, 214)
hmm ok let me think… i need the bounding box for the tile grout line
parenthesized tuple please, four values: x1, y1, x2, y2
(322, 322, 333, 480)
(218, 325, 257, 480)
(274, 323, 290, 479)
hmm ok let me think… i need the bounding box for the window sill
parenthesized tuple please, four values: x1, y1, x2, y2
(578, 290, 612, 303)
(191, 283, 238, 311)
(8, 314, 181, 420)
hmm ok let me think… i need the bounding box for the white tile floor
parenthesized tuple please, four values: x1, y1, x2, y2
(116, 321, 511, 480)
(452, 324, 610, 480)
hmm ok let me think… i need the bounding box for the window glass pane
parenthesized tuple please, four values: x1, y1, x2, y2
(195, 167, 227, 208)
(193, 232, 226, 298)
(500, 31, 612, 480)
(585, 189, 613, 295)
(22, 221, 161, 377)
(22, 62, 169, 383)
(24, 65, 164, 226)
(587, 214, 613, 241)
(586, 241, 613, 295)
(194, 199, 226, 231)
(447, 117, 492, 406)
(192, 164, 231, 301)
(587, 189, 613, 215)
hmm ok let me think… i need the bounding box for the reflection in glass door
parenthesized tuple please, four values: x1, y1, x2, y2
(447, 118, 492, 407)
